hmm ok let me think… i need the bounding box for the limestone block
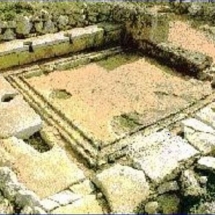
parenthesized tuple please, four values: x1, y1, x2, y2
(94, 164, 150, 213)
(180, 169, 205, 197)
(0, 94, 42, 139)
(197, 156, 215, 172)
(15, 189, 42, 208)
(0, 76, 18, 102)
(40, 199, 59, 211)
(16, 16, 32, 36)
(182, 118, 215, 154)
(127, 130, 199, 184)
(2, 29, 15, 41)
(158, 181, 179, 195)
(196, 105, 215, 129)
(51, 195, 103, 214)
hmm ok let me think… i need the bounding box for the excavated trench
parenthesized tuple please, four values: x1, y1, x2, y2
(1, 6, 215, 214)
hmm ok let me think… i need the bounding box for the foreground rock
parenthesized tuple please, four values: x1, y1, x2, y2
(127, 130, 199, 184)
(94, 164, 150, 213)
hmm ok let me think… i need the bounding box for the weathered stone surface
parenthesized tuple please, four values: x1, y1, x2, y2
(182, 118, 215, 133)
(94, 164, 150, 213)
(180, 169, 205, 197)
(16, 16, 32, 36)
(48, 190, 82, 206)
(51, 195, 103, 214)
(145, 201, 159, 214)
(157, 194, 180, 214)
(0, 77, 42, 138)
(0, 94, 42, 139)
(193, 201, 215, 214)
(139, 41, 213, 78)
(0, 198, 14, 214)
(69, 180, 95, 196)
(2, 29, 16, 41)
(0, 167, 24, 201)
(127, 130, 198, 184)
(197, 156, 215, 172)
(0, 76, 18, 101)
(40, 198, 59, 211)
(43, 20, 57, 33)
(58, 15, 69, 30)
(158, 181, 179, 195)
(21, 206, 47, 215)
(183, 118, 215, 154)
(196, 105, 215, 129)
(0, 138, 86, 198)
(16, 189, 41, 208)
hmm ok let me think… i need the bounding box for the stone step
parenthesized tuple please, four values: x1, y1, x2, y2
(126, 129, 199, 184)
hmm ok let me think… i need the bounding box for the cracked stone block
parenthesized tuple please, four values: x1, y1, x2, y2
(182, 118, 215, 154)
(40, 199, 59, 211)
(48, 190, 82, 206)
(69, 180, 95, 196)
(51, 195, 103, 214)
(94, 164, 150, 213)
(0, 77, 42, 139)
(197, 156, 215, 172)
(180, 169, 205, 197)
(127, 130, 199, 184)
(196, 105, 215, 129)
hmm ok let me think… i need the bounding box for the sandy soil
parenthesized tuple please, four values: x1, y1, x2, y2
(168, 21, 215, 61)
(27, 58, 212, 144)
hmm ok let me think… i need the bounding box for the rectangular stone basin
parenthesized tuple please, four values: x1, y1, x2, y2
(24, 53, 212, 165)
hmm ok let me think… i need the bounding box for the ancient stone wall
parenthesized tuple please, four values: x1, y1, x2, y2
(0, 2, 169, 42)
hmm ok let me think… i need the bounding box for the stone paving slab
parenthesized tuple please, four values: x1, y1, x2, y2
(94, 164, 150, 213)
(127, 130, 199, 184)
(0, 137, 86, 199)
(182, 118, 215, 154)
(51, 195, 103, 214)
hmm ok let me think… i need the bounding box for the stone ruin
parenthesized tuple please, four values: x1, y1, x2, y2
(1, 2, 215, 214)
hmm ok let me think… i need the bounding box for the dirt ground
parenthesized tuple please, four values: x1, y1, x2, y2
(168, 20, 215, 61)
(27, 56, 212, 144)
